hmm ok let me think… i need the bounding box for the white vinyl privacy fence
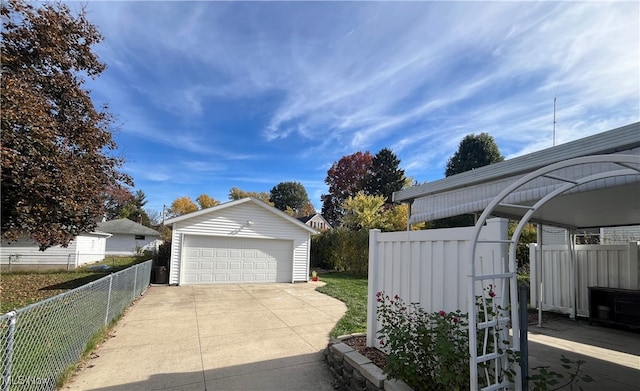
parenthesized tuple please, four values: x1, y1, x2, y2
(0, 261, 152, 391)
(366, 218, 507, 348)
(530, 242, 640, 317)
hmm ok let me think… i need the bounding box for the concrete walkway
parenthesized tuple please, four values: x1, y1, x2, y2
(527, 317, 640, 390)
(63, 282, 347, 391)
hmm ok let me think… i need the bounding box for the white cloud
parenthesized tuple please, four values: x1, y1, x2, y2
(82, 1, 638, 202)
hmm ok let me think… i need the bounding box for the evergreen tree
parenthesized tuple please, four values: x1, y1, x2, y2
(363, 148, 406, 203)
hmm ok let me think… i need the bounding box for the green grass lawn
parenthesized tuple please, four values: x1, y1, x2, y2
(0, 256, 149, 313)
(315, 272, 368, 338)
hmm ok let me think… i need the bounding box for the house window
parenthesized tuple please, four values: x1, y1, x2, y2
(135, 235, 145, 240)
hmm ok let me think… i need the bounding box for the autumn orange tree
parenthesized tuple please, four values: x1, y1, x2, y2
(195, 194, 220, 209)
(228, 187, 273, 205)
(167, 197, 199, 218)
(1, 0, 131, 249)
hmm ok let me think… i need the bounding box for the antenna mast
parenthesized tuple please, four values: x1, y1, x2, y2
(552, 97, 556, 146)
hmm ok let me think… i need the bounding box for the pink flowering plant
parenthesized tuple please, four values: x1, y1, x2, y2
(375, 291, 470, 390)
(377, 286, 594, 390)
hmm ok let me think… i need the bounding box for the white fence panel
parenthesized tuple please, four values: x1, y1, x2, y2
(529, 242, 639, 317)
(366, 218, 508, 347)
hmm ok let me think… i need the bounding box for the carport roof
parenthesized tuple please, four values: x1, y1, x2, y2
(163, 197, 319, 234)
(394, 122, 640, 229)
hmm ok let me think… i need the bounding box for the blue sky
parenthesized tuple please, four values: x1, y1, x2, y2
(78, 1, 639, 215)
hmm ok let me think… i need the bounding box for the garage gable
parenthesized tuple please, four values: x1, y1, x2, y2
(164, 198, 316, 285)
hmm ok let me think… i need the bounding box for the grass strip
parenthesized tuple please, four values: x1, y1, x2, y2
(315, 272, 368, 338)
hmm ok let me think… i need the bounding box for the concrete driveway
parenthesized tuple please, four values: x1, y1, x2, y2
(63, 282, 346, 391)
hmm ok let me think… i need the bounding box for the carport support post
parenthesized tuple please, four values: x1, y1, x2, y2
(518, 284, 529, 390)
(567, 229, 577, 320)
(537, 225, 543, 327)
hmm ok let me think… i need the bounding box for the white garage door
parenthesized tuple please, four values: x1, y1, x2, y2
(182, 235, 293, 284)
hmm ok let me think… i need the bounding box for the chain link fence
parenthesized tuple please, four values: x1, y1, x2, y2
(0, 260, 152, 391)
(1, 253, 109, 272)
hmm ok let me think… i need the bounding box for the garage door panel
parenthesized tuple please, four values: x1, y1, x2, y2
(182, 236, 292, 284)
(200, 262, 213, 270)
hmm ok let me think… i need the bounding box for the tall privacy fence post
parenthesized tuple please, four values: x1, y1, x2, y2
(2, 311, 17, 391)
(105, 274, 113, 326)
(519, 283, 529, 390)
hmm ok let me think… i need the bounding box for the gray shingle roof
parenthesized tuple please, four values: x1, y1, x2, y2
(97, 219, 160, 236)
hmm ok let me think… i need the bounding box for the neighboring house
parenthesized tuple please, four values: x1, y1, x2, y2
(297, 213, 332, 231)
(164, 197, 318, 285)
(600, 225, 640, 244)
(0, 232, 111, 271)
(97, 218, 161, 256)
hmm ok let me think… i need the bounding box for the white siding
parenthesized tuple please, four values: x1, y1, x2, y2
(540, 226, 568, 245)
(0, 233, 106, 269)
(601, 226, 640, 244)
(105, 233, 160, 255)
(169, 201, 311, 285)
(74, 235, 108, 265)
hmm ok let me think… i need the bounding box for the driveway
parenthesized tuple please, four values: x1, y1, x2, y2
(63, 282, 347, 391)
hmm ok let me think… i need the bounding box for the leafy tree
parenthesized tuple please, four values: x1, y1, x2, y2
(1, 0, 131, 249)
(167, 197, 198, 217)
(228, 187, 273, 205)
(196, 194, 220, 209)
(284, 203, 316, 217)
(363, 148, 406, 203)
(341, 192, 387, 231)
(118, 190, 150, 226)
(445, 133, 504, 176)
(341, 191, 409, 232)
(509, 221, 537, 270)
(383, 203, 410, 232)
(321, 151, 373, 227)
(269, 182, 311, 216)
(433, 133, 504, 228)
(104, 186, 135, 221)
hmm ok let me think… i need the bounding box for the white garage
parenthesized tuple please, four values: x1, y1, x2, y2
(182, 236, 292, 284)
(164, 197, 317, 285)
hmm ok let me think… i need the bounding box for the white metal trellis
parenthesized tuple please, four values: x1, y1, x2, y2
(468, 154, 640, 390)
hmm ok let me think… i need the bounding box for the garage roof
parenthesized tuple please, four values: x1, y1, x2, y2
(164, 197, 319, 234)
(394, 122, 640, 229)
(97, 218, 160, 236)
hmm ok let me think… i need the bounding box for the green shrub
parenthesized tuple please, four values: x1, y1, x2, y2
(153, 241, 171, 267)
(376, 292, 470, 390)
(377, 289, 594, 390)
(311, 228, 368, 275)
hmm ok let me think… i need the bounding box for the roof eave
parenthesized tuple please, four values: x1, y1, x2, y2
(393, 122, 640, 203)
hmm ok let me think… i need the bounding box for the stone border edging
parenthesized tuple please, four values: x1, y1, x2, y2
(324, 334, 412, 391)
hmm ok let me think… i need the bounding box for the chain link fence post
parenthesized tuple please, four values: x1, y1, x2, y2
(104, 274, 113, 327)
(132, 265, 138, 302)
(1, 312, 17, 391)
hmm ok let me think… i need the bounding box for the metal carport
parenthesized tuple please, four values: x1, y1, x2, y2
(393, 122, 640, 390)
